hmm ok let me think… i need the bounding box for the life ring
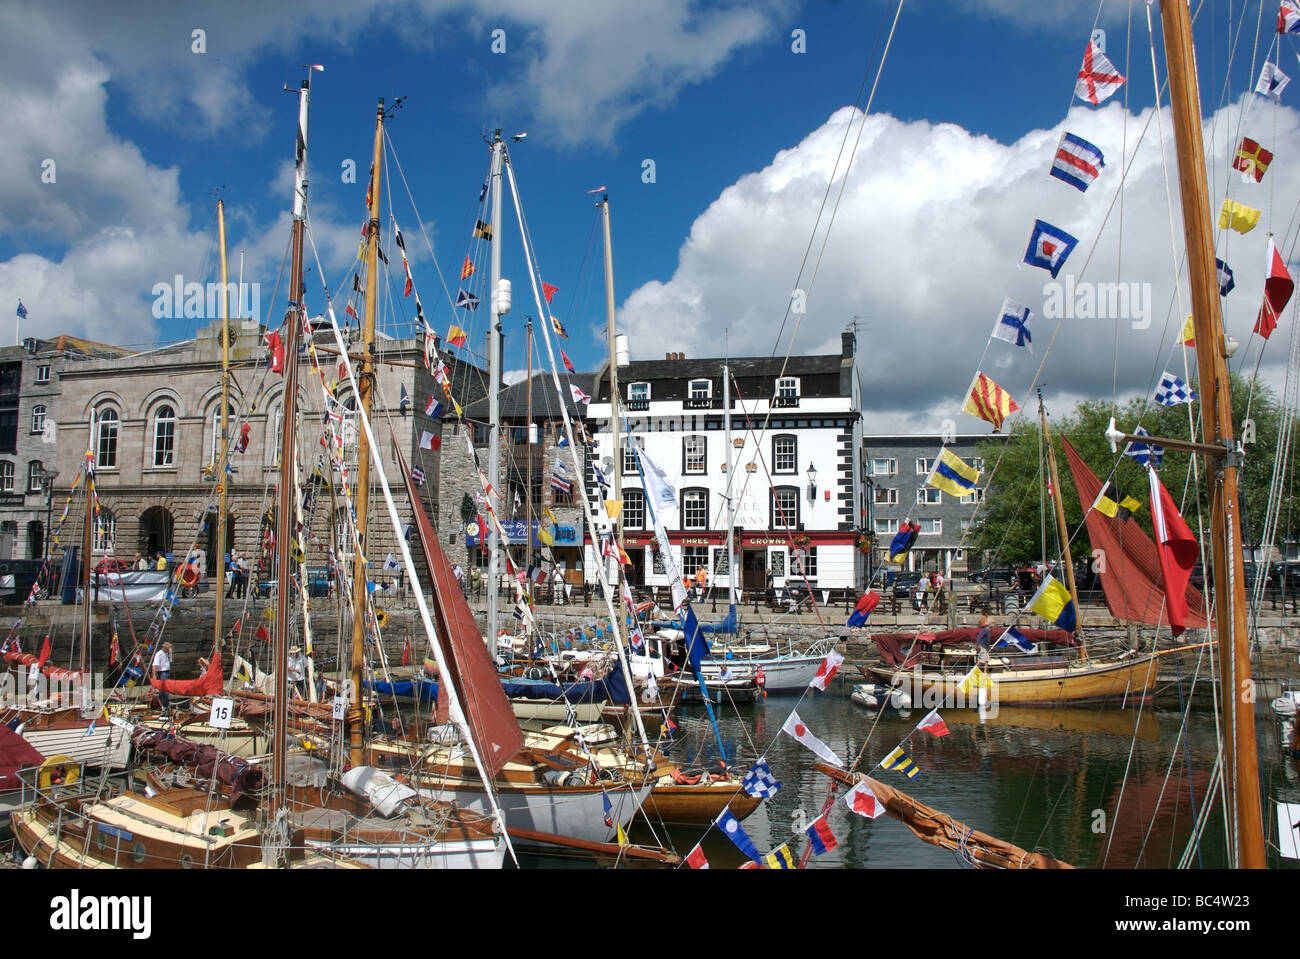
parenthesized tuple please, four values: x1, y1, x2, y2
(374, 608, 389, 628)
(179, 567, 199, 588)
(524, 667, 545, 681)
(37, 755, 80, 790)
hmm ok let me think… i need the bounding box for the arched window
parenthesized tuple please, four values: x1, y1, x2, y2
(96, 408, 119, 468)
(209, 401, 236, 466)
(93, 508, 115, 553)
(30, 404, 46, 435)
(153, 405, 176, 467)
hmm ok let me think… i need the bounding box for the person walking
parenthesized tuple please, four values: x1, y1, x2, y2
(152, 641, 173, 713)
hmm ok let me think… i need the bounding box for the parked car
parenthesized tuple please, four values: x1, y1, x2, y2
(1269, 562, 1300, 590)
(968, 567, 1016, 587)
(893, 571, 924, 598)
(1189, 562, 1261, 590)
(93, 558, 134, 574)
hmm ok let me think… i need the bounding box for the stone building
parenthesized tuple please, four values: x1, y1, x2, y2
(51, 317, 481, 586)
(0, 336, 131, 562)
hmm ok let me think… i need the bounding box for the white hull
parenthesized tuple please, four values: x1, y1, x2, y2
(698, 655, 826, 691)
(415, 780, 651, 845)
(21, 722, 131, 769)
(305, 836, 507, 870)
(509, 700, 604, 723)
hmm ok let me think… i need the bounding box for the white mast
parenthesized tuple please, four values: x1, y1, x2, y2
(724, 361, 736, 606)
(487, 133, 507, 643)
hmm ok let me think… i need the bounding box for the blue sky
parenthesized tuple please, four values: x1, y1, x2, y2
(3, 0, 1299, 431)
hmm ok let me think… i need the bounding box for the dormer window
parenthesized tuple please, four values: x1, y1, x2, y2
(686, 379, 712, 409)
(775, 376, 800, 407)
(627, 382, 650, 411)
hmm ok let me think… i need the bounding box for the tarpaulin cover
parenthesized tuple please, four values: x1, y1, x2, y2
(500, 667, 631, 705)
(364, 677, 439, 702)
(700, 605, 737, 634)
(130, 727, 263, 806)
(150, 653, 223, 697)
(871, 628, 1077, 668)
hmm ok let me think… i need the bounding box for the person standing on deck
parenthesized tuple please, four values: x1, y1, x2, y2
(287, 646, 308, 699)
(152, 641, 173, 713)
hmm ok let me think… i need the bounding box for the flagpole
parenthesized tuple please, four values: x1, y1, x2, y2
(487, 132, 505, 648)
(601, 195, 625, 630)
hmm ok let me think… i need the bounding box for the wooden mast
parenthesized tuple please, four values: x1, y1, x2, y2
(1159, 0, 1264, 867)
(525, 316, 533, 577)
(80, 414, 94, 676)
(601, 195, 624, 627)
(271, 72, 313, 819)
(348, 99, 384, 769)
(1038, 391, 1084, 652)
(214, 199, 230, 656)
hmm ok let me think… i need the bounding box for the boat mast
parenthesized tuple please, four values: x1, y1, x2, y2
(271, 71, 312, 817)
(601, 195, 624, 627)
(525, 317, 533, 577)
(1038, 391, 1084, 651)
(81, 412, 95, 676)
(348, 99, 384, 770)
(215, 199, 230, 656)
(725, 361, 736, 606)
(487, 133, 505, 645)
(1159, 0, 1264, 867)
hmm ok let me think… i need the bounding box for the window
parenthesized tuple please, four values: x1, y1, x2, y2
(959, 488, 986, 504)
(210, 402, 239, 467)
(775, 377, 800, 407)
(682, 435, 706, 474)
(27, 461, 43, 493)
(970, 457, 984, 471)
(874, 487, 899, 506)
(623, 488, 645, 529)
(35, 365, 50, 384)
(0, 409, 16, 454)
(621, 435, 645, 475)
(874, 518, 899, 536)
(627, 382, 650, 410)
(0, 461, 12, 492)
(681, 488, 709, 530)
(682, 545, 709, 577)
(686, 379, 712, 408)
(93, 509, 115, 553)
(917, 488, 942, 505)
(960, 519, 973, 533)
(773, 435, 797, 474)
(153, 405, 176, 467)
(30, 405, 45, 434)
(770, 486, 800, 529)
(871, 458, 897, 476)
(96, 408, 119, 468)
(791, 545, 817, 579)
(916, 457, 935, 474)
(920, 519, 942, 535)
(472, 422, 491, 446)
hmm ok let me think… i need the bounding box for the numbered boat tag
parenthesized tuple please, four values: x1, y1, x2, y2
(332, 698, 348, 721)
(209, 697, 235, 729)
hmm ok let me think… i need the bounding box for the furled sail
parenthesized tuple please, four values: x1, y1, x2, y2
(150, 652, 225, 697)
(1061, 438, 1207, 629)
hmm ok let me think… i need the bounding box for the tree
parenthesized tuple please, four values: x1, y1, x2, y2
(966, 374, 1299, 566)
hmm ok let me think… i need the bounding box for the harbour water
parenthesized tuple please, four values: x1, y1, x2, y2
(607, 682, 1300, 870)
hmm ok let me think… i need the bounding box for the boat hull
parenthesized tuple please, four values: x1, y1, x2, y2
(642, 782, 760, 824)
(698, 655, 825, 692)
(865, 654, 1161, 707)
(19, 718, 132, 769)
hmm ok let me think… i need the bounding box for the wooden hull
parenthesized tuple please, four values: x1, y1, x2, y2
(865, 654, 1161, 707)
(642, 782, 761, 824)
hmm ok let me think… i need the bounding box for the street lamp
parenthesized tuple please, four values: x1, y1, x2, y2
(37, 466, 57, 567)
(806, 462, 818, 503)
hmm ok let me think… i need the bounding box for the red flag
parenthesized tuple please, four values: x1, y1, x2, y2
(685, 844, 709, 869)
(1255, 236, 1293, 340)
(917, 708, 950, 737)
(461, 257, 475, 280)
(1148, 469, 1198, 636)
(109, 634, 119, 666)
(255, 624, 271, 643)
(541, 282, 558, 303)
(561, 350, 575, 374)
(265, 330, 285, 374)
(402, 637, 412, 667)
(345, 303, 359, 321)
(36, 635, 51, 669)
(403, 267, 413, 298)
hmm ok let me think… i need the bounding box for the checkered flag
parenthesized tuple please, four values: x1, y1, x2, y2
(1153, 371, 1196, 407)
(740, 758, 782, 800)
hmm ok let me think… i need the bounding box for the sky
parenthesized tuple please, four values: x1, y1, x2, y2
(3, 0, 1300, 434)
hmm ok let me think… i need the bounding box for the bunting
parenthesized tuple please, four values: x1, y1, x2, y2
(1075, 41, 1126, 105)
(962, 372, 1020, 431)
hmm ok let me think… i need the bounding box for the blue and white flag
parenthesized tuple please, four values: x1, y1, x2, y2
(1023, 220, 1078, 278)
(1256, 60, 1290, 99)
(716, 807, 763, 863)
(1216, 258, 1235, 296)
(425, 397, 443, 418)
(1050, 132, 1104, 192)
(592, 465, 610, 489)
(992, 297, 1033, 353)
(740, 759, 783, 800)
(1124, 426, 1164, 467)
(411, 466, 426, 487)
(1154, 371, 1196, 407)
(456, 289, 480, 311)
(15, 300, 27, 320)
(993, 626, 1035, 652)
(398, 384, 410, 416)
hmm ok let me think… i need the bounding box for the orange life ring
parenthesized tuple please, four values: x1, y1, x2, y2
(179, 567, 199, 588)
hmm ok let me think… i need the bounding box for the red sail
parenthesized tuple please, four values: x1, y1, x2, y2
(151, 653, 224, 697)
(397, 448, 523, 778)
(1061, 438, 1207, 629)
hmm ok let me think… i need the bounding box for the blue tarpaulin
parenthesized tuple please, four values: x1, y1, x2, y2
(364, 676, 439, 702)
(499, 668, 631, 705)
(700, 604, 737, 634)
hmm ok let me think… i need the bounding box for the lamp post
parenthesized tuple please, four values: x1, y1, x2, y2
(38, 467, 57, 567)
(806, 462, 818, 503)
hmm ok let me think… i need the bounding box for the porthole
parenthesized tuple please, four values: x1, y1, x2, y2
(132, 841, 146, 864)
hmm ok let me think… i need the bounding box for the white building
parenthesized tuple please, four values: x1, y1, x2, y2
(583, 329, 863, 598)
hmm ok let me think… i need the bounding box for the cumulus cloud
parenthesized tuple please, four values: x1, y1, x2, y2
(617, 97, 1300, 433)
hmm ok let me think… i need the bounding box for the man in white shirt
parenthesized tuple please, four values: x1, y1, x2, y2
(287, 645, 308, 699)
(152, 641, 172, 711)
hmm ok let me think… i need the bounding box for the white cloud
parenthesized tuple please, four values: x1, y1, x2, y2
(618, 97, 1300, 434)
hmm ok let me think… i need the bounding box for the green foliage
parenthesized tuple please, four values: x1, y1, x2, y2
(965, 374, 1299, 565)
(459, 492, 476, 525)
